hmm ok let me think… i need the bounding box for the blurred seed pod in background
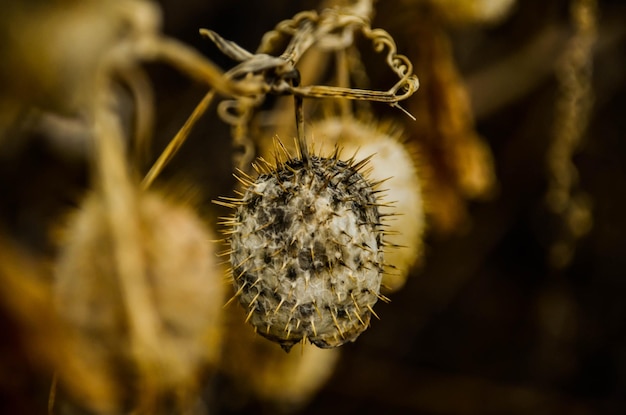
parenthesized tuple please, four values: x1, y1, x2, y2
(218, 304, 341, 413)
(54, 188, 224, 413)
(307, 116, 425, 292)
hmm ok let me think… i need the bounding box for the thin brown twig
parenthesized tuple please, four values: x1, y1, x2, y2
(142, 90, 216, 188)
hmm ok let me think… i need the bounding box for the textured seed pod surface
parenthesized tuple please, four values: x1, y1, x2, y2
(228, 153, 384, 351)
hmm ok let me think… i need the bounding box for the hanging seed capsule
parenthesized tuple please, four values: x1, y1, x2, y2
(218, 144, 386, 351)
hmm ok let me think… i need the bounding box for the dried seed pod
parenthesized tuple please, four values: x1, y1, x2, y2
(219, 144, 386, 351)
(220, 305, 341, 411)
(309, 116, 426, 292)
(54, 189, 224, 411)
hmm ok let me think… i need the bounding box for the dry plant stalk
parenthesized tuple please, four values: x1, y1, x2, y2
(207, 2, 419, 171)
(142, 0, 418, 185)
(546, 0, 597, 268)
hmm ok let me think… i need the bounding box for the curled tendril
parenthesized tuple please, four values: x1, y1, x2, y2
(201, 5, 420, 168)
(275, 10, 319, 35)
(360, 26, 414, 84)
(210, 7, 418, 107)
(143, 3, 420, 183)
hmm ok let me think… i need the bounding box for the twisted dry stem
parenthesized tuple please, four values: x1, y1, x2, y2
(200, 5, 419, 170)
(140, 3, 419, 187)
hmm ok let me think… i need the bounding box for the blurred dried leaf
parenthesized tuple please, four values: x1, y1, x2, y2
(405, 17, 496, 234)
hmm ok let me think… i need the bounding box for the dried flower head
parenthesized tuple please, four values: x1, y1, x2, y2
(218, 141, 388, 351)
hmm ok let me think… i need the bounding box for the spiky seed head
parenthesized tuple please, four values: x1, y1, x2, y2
(223, 145, 385, 351)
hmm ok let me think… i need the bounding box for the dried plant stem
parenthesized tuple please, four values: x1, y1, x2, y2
(546, 0, 597, 267)
(198, 4, 418, 172)
(259, 10, 419, 102)
(142, 90, 216, 189)
(48, 372, 57, 415)
(335, 49, 352, 117)
(116, 64, 155, 171)
(280, 20, 317, 66)
(548, 0, 597, 209)
(141, 2, 420, 208)
(93, 51, 161, 409)
(144, 37, 262, 97)
(294, 94, 309, 162)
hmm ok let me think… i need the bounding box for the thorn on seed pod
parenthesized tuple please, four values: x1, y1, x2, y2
(217, 138, 386, 351)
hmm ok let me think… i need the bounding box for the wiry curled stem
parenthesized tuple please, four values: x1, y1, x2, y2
(199, 4, 419, 169)
(142, 1, 419, 178)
